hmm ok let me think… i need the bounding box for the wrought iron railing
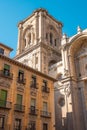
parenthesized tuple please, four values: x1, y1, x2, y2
(29, 106, 38, 115)
(0, 100, 12, 109)
(17, 77, 26, 84)
(42, 86, 50, 93)
(40, 110, 51, 118)
(14, 104, 25, 112)
(0, 70, 13, 79)
(30, 81, 38, 89)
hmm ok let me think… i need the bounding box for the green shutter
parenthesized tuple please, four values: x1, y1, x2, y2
(0, 90, 7, 107)
(4, 64, 10, 70)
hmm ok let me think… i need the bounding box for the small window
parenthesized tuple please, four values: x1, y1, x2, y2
(0, 117, 5, 129)
(4, 64, 10, 76)
(50, 33, 53, 45)
(0, 48, 4, 55)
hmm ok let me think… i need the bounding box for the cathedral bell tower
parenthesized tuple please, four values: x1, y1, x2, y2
(14, 8, 63, 74)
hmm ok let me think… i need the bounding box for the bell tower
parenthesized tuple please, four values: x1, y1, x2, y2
(14, 8, 63, 74)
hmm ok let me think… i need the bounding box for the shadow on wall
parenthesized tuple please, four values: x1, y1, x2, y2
(54, 89, 73, 130)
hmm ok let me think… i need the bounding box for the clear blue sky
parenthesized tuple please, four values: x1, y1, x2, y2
(0, 0, 87, 57)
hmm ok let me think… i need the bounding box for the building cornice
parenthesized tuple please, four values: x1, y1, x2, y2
(18, 8, 63, 27)
(0, 42, 13, 51)
(0, 54, 57, 82)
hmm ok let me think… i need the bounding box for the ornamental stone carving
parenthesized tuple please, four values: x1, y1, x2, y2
(0, 78, 11, 88)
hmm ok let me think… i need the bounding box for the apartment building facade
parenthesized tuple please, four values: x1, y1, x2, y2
(0, 43, 56, 130)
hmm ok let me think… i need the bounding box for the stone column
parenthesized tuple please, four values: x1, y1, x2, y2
(35, 12, 39, 44)
(39, 11, 44, 42)
(16, 24, 23, 55)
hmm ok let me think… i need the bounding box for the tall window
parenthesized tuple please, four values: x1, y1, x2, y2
(29, 121, 36, 130)
(54, 39, 57, 46)
(50, 33, 53, 45)
(4, 64, 10, 76)
(43, 102, 48, 112)
(18, 70, 24, 81)
(43, 123, 48, 130)
(31, 76, 37, 88)
(31, 98, 36, 107)
(15, 118, 21, 130)
(31, 98, 36, 111)
(0, 48, 4, 55)
(35, 57, 38, 64)
(46, 33, 48, 40)
(0, 117, 5, 129)
(0, 90, 7, 107)
(28, 33, 31, 44)
(43, 80, 47, 87)
(16, 94, 22, 105)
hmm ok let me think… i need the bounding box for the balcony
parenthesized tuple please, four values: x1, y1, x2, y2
(42, 86, 50, 93)
(14, 104, 25, 112)
(0, 70, 13, 79)
(30, 81, 38, 89)
(29, 106, 38, 116)
(0, 100, 12, 109)
(40, 110, 51, 118)
(17, 77, 26, 84)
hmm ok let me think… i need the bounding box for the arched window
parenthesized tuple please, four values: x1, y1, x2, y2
(28, 33, 31, 44)
(50, 33, 53, 45)
(54, 39, 57, 46)
(46, 33, 48, 40)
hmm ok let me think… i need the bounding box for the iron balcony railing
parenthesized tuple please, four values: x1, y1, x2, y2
(42, 86, 50, 93)
(30, 81, 38, 89)
(0, 100, 12, 109)
(17, 77, 26, 84)
(0, 70, 13, 79)
(14, 104, 25, 112)
(40, 110, 51, 118)
(29, 106, 38, 116)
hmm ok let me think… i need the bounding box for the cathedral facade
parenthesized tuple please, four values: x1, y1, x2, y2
(0, 8, 87, 130)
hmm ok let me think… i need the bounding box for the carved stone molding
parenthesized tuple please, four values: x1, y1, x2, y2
(42, 93, 49, 100)
(30, 89, 37, 97)
(0, 78, 11, 88)
(16, 83, 25, 92)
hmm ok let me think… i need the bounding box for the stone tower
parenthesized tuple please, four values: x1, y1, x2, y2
(14, 8, 63, 74)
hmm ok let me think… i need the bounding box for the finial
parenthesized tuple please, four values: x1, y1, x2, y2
(77, 26, 82, 33)
(62, 33, 67, 39)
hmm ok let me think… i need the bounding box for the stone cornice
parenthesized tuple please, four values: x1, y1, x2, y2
(0, 54, 57, 82)
(0, 42, 13, 51)
(14, 43, 40, 59)
(18, 8, 63, 27)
